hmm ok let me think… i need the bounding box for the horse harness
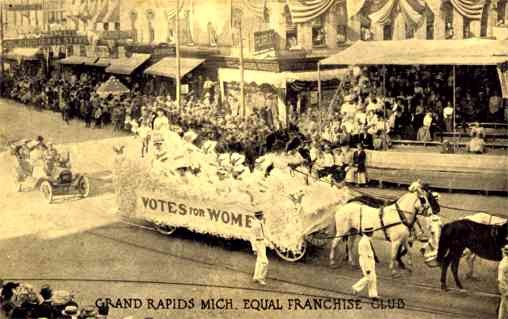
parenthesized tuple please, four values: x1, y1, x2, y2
(377, 199, 423, 242)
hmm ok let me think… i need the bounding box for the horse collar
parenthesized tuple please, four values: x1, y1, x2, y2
(395, 202, 411, 229)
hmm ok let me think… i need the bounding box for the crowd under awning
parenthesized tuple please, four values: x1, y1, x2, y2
(5, 48, 42, 61)
(144, 57, 205, 79)
(218, 67, 348, 87)
(320, 39, 508, 66)
(58, 56, 99, 65)
(106, 53, 151, 75)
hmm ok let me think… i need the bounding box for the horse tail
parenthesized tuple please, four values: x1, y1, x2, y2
(436, 223, 450, 264)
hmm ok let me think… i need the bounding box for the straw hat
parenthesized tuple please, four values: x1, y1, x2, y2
(62, 305, 78, 316)
(52, 290, 72, 306)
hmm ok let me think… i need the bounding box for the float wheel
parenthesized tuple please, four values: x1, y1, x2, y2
(155, 224, 177, 236)
(40, 181, 53, 204)
(274, 241, 307, 262)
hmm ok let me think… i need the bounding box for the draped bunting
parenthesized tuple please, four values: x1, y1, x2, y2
(286, 0, 337, 24)
(368, 0, 425, 25)
(449, 0, 486, 20)
(347, 0, 368, 19)
(103, 0, 120, 23)
(368, 0, 397, 24)
(399, 0, 425, 25)
(242, 0, 266, 19)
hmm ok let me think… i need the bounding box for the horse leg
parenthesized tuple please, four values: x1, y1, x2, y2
(464, 251, 478, 281)
(390, 240, 403, 277)
(347, 236, 358, 267)
(440, 254, 452, 291)
(396, 244, 407, 270)
(450, 252, 464, 290)
(329, 237, 340, 267)
(402, 240, 414, 272)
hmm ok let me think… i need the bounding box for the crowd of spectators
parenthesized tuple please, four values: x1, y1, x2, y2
(1, 65, 302, 161)
(4, 62, 500, 167)
(338, 65, 506, 143)
(0, 281, 110, 318)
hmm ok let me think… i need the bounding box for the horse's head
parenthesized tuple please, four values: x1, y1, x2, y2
(406, 181, 440, 217)
(420, 184, 441, 216)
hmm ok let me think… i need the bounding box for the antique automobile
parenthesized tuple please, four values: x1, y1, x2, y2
(9, 139, 91, 203)
(38, 167, 91, 204)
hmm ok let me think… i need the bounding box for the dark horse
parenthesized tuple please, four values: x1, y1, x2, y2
(437, 219, 507, 291)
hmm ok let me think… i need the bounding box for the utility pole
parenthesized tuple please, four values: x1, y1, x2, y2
(0, 0, 4, 97)
(239, 13, 245, 119)
(175, 0, 181, 110)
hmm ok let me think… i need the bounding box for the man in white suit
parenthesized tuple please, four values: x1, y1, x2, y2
(352, 227, 378, 299)
(251, 210, 269, 286)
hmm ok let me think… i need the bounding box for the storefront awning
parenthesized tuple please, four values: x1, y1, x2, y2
(85, 57, 111, 67)
(218, 68, 348, 87)
(320, 39, 508, 66)
(58, 56, 99, 65)
(144, 57, 205, 79)
(106, 53, 151, 75)
(5, 48, 41, 61)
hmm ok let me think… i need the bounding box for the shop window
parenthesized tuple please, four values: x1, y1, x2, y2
(383, 23, 393, 40)
(463, 19, 471, 38)
(129, 10, 138, 42)
(443, 2, 454, 39)
(312, 16, 326, 47)
(497, 1, 507, 25)
(146, 9, 155, 43)
(336, 3, 347, 44)
(80, 45, 86, 57)
(426, 14, 434, 39)
(360, 21, 373, 41)
(284, 5, 298, 49)
(405, 22, 415, 39)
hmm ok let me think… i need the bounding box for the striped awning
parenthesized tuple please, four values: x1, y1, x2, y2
(144, 57, 205, 79)
(106, 53, 151, 75)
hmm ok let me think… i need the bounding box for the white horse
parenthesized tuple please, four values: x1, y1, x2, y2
(461, 213, 506, 279)
(329, 188, 436, 276)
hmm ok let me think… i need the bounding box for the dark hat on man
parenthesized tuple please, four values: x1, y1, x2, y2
(40, 285, 53, 300)
(254, 211, 264, 218)
(363, 227, 374, 234)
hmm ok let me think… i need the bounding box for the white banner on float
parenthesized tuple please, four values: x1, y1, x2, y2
(137, 192, 256, 242)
